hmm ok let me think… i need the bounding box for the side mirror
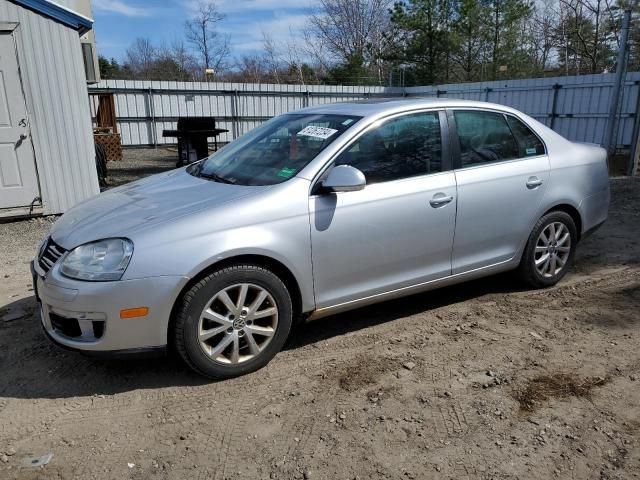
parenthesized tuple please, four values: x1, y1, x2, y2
(321, 165, 366, 193)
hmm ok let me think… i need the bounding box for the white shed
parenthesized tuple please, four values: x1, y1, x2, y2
(0, 0, 99, 218)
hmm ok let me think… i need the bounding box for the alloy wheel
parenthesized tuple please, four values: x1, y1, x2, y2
(534, 221, 572, 278)
(197, 283, 278, 364)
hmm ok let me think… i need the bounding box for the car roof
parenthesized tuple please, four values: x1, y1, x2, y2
(296, 97, 520, 118)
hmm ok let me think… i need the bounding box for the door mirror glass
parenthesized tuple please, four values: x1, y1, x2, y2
(321, 165, 366, 193)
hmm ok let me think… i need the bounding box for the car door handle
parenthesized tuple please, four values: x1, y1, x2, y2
(526, 177, 543, 189)
(429, 194, 454, 208)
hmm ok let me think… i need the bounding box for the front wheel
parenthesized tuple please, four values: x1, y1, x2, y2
(518, 211, 577, 288)
(174, 265, 293, 379)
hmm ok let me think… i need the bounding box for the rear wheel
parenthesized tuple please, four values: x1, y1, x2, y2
(518, 211, 577, 288)
(174, 265, 293, 379)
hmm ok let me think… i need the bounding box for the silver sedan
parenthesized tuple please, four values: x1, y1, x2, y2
(32, 99, 610, 378)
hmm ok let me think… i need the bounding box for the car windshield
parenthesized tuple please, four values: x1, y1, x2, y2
(188, 113, 362, 186)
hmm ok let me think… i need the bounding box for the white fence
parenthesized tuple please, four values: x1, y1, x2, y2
(88, 72, 640, 151)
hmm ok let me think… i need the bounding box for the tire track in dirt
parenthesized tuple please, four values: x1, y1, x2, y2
(2, 256, 638, 478)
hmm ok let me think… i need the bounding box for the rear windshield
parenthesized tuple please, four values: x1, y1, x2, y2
(189, 113, 361, 186)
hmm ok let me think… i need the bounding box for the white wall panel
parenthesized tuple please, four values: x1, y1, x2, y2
(0, 0, 99, 215)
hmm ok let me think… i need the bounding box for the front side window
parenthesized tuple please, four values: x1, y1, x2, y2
(335, 111, 442, 184)
(454, 110, 519, 167)
(506, 115, 546, 157)
(190, 113, 361, 186)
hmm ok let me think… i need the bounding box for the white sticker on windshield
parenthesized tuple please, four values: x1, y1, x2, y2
(297, 126, 338, 139)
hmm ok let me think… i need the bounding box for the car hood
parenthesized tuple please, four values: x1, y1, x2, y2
(51, 168, 264, 248)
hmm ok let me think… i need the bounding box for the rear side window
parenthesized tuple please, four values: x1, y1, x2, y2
(506, 115, 546, 157)
(335, 111, 442, 183)
(454, 110, 519, 167)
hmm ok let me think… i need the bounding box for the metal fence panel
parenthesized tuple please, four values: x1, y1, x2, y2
(89, 73, 640, 149)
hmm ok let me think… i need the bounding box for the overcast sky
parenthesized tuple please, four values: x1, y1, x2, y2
(92, 0, 317, 61)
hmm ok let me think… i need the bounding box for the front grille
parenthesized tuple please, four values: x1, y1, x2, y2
(38, 237, 67, 275)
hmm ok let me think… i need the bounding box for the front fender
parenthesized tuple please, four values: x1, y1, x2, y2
(185, 242, 315, 313)
(122, 179, 316, 313)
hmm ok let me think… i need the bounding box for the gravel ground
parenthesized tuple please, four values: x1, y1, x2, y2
(104, 147, 180, 189)
(0, 169, 639, 479)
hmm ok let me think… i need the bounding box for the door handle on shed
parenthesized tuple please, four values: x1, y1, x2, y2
(526, 177, 543, 189)
(15, 134, 27, 148)
(429, 194, 454, 208)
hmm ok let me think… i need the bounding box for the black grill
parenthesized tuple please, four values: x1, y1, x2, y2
(38, 237, 67, 274)
(162, 117, 228, 167)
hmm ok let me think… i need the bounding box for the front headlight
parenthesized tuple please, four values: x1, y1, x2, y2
(60, 238, 133, 281)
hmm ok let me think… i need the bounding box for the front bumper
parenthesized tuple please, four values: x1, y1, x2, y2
(32, 261, 188, 353)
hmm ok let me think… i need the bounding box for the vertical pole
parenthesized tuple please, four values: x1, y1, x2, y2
(629, 81, 640, 176)
(550, 84, 562, 130)
(631, 135, 640, 176)
(231, 90, 239, 140)
(604, 9, 631, 155)
(148, 87, 157, 148)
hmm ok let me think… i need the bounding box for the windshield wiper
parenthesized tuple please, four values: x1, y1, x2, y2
(197, 171, 236, 184)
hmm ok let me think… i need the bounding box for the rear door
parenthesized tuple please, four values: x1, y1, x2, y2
(0, 32, 39, 210)
(448, 109, 550, 274)
(309, 110, 457, 308)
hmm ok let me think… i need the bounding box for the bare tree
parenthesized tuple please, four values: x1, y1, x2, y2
(126, 37, 157, 78)
(308, 0, 393, 76)
(233, 55, 269, 83)
(259, 30, 323, 85)
(168, 39, 198, 79)
(558, 0, 616, 74)
(527, 0, 560, 73)
(284, 28, 309, 85)
(262, 32, 282, 84)
(185, 1, 230, 77)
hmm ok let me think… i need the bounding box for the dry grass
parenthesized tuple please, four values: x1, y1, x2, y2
(513, 373, 608, 412)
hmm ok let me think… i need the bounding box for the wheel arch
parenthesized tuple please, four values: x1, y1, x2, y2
(168, 254, 306, 350)
(542, 203, 583, 241)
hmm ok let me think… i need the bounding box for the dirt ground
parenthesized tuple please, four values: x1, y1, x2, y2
(102, 147, 178, 188)
(1, 151, 639, 479)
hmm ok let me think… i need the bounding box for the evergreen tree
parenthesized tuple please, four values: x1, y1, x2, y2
(387, 0, 456, 85)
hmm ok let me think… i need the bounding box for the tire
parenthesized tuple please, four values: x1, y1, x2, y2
(518, 211, 578, 288)
(174, 264, 293, 379)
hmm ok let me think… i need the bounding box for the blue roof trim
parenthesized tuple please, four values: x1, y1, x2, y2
(11, 0, 93, 33)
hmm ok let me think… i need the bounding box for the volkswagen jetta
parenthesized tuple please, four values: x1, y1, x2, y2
(32, 99, 610, 378)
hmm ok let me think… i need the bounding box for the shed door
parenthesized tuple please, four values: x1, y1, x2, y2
(0, 32, 39, 210)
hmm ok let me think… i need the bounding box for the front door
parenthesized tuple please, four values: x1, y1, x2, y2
(0, 32, 39, 210)
(310, 110, 457, 308)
